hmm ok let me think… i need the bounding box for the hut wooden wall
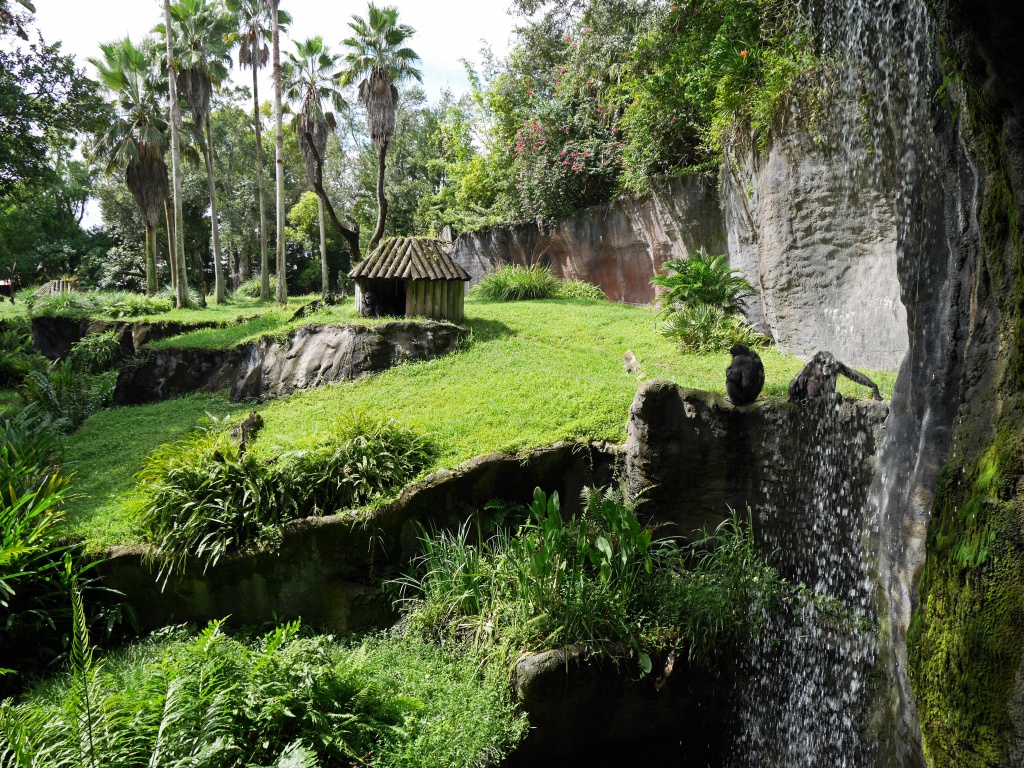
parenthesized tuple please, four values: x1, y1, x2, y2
(406, 280, 465, 322)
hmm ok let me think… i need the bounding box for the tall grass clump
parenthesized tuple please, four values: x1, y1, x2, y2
(556, 279, 607, 300)
(396, 486, 800, 668)
(473, 264, 560, 301)
(661, 303, 771, 353)
(0, 620, 526, 767)
(134, 415, 435, 580)
(29, 290, 172, 321)
(236, 277, 264, 299)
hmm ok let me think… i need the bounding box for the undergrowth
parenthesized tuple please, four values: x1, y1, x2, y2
(395, 486, 806, 669)
(473, 265, 606, 302)
(133, 415, 435, 581)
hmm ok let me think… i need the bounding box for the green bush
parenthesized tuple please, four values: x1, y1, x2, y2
(556, 279, 607, 300)
(274, 418, 436, 517)
(30, 290, 172, 320)
(0, 320, 46, 388)
(396, 486, 797, 666)
(67, 331, 123, 375)
(0, 406, 116, 694)
(134, 428, 274, 582)
(472, 264, 560, 301)
(236, 277, 264, 299)
(660, 302, 770, 353)
(651, 250, 756, 314)
(134, 416, 435, 580)
(0, 620, 526, 768)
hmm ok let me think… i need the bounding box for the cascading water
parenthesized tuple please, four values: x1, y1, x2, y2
(731, 402, 888, 767)
(729, 0, 962, 764)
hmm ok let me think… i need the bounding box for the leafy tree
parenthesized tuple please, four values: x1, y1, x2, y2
(90, 37, 170, 296)
(284, 36, 349, 296)
(227, 0, 290, 300)
(0, 17, 104, 199)
(342, 3, 422, 252)
(165, 0, 235, 304)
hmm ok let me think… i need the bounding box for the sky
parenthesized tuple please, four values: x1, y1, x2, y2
(25, 0, 520, 227)
(30, 0, 517, 101)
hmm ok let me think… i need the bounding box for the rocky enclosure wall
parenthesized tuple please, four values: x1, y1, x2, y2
(113, 320, 467, 405)
(452, 134, 908, 371)
(31, 315, 225, 360)
(451, 175, 728, 305)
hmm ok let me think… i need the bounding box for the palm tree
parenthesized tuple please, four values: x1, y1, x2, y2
(283, 37, 346, 299)
(256, 0, 287, 304)
(226, 0, 288, 301)
(90, 37, 169, 297)
(342, 3, 422, 252)
(167, 0, 233, 304)
(162, 4, 190, 308)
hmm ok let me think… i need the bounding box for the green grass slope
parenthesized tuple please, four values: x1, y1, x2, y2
(63, 297, 896, 550)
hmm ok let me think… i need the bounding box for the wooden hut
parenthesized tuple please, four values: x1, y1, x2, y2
(348, 237, 471, 322)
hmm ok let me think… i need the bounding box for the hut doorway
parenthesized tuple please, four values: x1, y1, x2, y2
(357, 278, 406, 318)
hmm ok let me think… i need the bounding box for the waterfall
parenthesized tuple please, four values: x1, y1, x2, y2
(731, 0, 962, 764)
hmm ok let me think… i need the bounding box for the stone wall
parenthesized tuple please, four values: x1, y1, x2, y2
(451, 175, 727, 304)
(722, 134, 908, 371)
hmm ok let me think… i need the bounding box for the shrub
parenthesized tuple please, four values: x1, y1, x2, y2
(660, 302, 771, 353)
(29, 290, 172, 321)
(396, 486, 798, 667)
(556, 278, 607, 300)
(274, 418, 436, 517)
(67, 331, 123, 375)
(472, 264, 560, 301)
(99, 291, 172, 318)
(0, 321, 46, 388)
(236, 277, 264, 299)
(651, 250, 756, 314)
(0, 406, 120, 694)
(134, 428, 275, 582)
(21, 361, 116, 434)
(0, 620, 525, 768)
(134, 416, 435, 580)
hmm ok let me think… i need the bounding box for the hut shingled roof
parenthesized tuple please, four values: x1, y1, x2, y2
(348, 237, 471, 281)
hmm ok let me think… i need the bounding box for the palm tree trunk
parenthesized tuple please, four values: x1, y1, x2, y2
(319, 197, 329, 299)
(165, 0, 189, 309)
(369, 141, 388, 252)
(145, 222, 157, 296)
(272, 1, 287, 305)
(204, 114, 226, 304)
(165, 199, 177, 295)
(253, 64, 269, 301)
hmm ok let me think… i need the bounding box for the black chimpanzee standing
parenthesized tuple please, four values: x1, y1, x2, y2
(726, 343, 765, 406)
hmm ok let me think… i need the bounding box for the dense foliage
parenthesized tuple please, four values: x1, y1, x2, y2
(0, 620, 526, 767)
(134, 415, 434, 580)
(397, 486, 799, 666)
(472, 264, 606, 301)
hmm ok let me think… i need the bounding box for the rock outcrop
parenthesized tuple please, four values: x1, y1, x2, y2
(95, 441, 617, 633)
(113, 320, 467, 405)
(31, 315, 226, 360)
(722, 134, 908, 371)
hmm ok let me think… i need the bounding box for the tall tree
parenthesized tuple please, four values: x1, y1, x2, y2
(265, 0, 287, 304)
(283, 36, 346, 299)
(342, 3, 422, 253)
(227, 0, 288, 301)
(166, 0, 233, 304)
(90, 38, 169, 296)
(164, 1, 190, 307)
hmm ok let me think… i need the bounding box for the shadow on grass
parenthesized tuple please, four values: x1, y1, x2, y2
(463, 316, 516, 344)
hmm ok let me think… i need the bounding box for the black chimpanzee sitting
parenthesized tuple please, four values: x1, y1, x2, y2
(726, 343, 765, 406)
(788, 350, 882, 404)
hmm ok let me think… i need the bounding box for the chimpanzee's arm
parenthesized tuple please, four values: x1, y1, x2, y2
(836, 362, 882, 400)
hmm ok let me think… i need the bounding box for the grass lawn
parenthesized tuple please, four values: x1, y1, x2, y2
(63, 296, 897, 550)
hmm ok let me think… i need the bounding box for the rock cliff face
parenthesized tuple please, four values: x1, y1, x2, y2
(30, 315, 225, 360)
(114, 321, 467, 405)
(722, 135, 908, 371)
(451, 175, 727, 304)
(452, 144, 907, 371)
